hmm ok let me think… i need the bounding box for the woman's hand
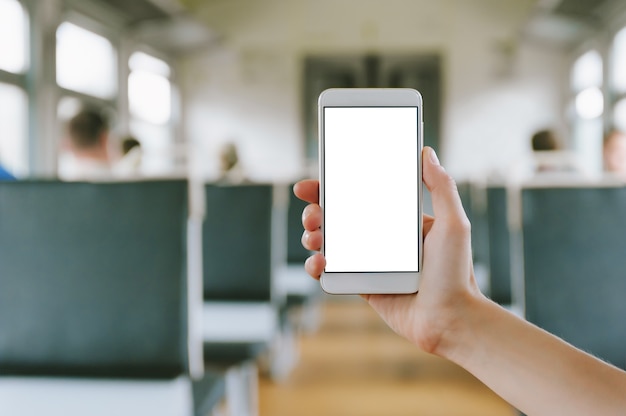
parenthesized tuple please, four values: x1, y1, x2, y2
(293, 146, 484, 355)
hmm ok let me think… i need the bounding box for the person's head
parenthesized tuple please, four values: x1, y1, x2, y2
(121, 137, 141, 156)
(603, 129, 626, 178)
(531, 129, 559, 152)
(66, 108, 109, 153)
(219, 142, 239, 173)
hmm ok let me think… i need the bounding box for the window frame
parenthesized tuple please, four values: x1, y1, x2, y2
(608, 22, 626, 130)
(0, 0, 30, 175)
(1, 0, 183, 176)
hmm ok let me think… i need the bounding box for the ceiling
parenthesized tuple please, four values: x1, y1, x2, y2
(94, 0, 624, 54)
(95, 0, 217, 55)
(522, 0, 621, 49)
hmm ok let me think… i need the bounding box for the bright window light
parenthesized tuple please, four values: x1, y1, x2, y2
(56, 22, 117, 99)
(612, 26, 626, 93)
(614, 98, 626, 132)
(571, 50, 602, 92)
(0, 0, 28, 73)
(129, 51, 171, 78)
(129, 69, 171, 125)
(0, 83, 28, 176)
(57, 96, 83, 121)
(575, 87, 604, 119)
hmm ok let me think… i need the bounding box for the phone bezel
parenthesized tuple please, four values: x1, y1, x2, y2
(318, 88, 424, 294)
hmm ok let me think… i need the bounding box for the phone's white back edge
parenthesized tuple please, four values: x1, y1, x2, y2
(318, 88, 423, 107)
(320, 272, 420, 295)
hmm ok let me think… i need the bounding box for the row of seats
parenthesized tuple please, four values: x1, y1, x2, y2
(458, 178, 626, 370)
(0, 179, 319, 416)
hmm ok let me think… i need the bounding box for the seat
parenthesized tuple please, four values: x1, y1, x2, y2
(457, 181, 490, 293)
(0, 180, 224, 416)
(274, 183, 321, 332)
(486, 185, 513, 305)
(202, 183, 294, 415)
(521, 183, 626, 369)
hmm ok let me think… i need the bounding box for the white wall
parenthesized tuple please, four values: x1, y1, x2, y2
(181, 0, 568, 181)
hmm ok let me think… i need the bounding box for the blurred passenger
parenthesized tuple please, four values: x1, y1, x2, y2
(59, 108, 113, 180)
(509, 129, 582, 183)
(115, 136, 143, 176)
(217, 141, 248, 184)
(603, 129, 626, 181)
(0, 163, 15, 180)
(530, 129, 580, 174)
(122, 136, 141, 155)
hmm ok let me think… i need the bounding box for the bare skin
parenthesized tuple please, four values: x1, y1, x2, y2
(294, 146, 626, 416)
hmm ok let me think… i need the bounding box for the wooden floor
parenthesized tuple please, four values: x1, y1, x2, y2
(259, 298, 516, 416)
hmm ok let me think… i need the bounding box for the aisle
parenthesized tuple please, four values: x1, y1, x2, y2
(260, 299, 516, 416)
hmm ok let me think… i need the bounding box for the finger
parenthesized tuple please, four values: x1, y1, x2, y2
(302, 229, 322, 251)
(302, 203, 322, 231)
(422, 147, 469, 227)
(293, 180, 319, 204)
(423, 214, 434, 236)
(304, 253, 325, 280)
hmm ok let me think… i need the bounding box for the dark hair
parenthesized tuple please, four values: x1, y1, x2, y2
(67, 108, 109, 149)
(121, 137, 141, 155)
(531, 130, 559, 151)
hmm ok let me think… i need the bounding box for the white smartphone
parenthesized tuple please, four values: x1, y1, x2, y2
(318, 88, 423, 294)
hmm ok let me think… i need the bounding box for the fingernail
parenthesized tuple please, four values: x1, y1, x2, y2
(429, 148, 440, 165)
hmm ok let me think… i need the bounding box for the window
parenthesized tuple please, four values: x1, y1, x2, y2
(575, 87, 604, 120)
(128, 51, 171, 124)
(612, 26, 626, 133)
(0, 0, 28, 73)
(0, 0, 29, 176)
(56, 22, 117, 99)
(128, 51, 173, 174)
(571, 50, 603, 92)
(570, 50, 604, 175)
(0, 83, 28, 176)
(612, 26, 626, 93)
(571, 50, 603, 120)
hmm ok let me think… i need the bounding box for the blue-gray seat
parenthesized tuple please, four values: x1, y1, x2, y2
(521, 184, 626, 370)
(201, 183, 283, 413)
(202, 183, 281, 358)
(457, 181, 490, 293)
(486, 185, 513, 305)
(0, 180, 224, 416)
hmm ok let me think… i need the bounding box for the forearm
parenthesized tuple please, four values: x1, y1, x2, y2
(437, 296, 626, 416)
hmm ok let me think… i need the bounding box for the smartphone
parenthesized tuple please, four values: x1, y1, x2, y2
(318, 88, 423, 294)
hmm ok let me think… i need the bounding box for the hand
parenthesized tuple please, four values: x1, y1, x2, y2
(296, 146, 626, 415)
(293, 146, 484, 356)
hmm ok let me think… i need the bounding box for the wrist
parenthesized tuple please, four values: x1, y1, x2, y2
(430, 292, 494, 363)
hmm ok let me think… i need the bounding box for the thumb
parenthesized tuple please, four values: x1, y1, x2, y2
(422, 147, 467, 224)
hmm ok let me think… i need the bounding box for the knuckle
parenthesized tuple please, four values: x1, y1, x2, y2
(442, 215, 471, 236)
(301, 230, 310, 248)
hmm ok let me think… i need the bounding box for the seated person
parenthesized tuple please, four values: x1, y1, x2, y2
(0, 163, 15, 180)
(603, 129, 626, 181)
(58, 108, 113, 180)
(115, 136, 143, 175)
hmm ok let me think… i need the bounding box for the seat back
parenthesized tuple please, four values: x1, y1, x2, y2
(486, 185, 512, 304)
(0, 180, 190, 378)
(458, 182, 489, 267)
(522, 185, 626, 369)
(203, 184, 274, 302)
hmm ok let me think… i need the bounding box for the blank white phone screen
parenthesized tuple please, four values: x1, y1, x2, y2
(323, 107, 419, 273)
